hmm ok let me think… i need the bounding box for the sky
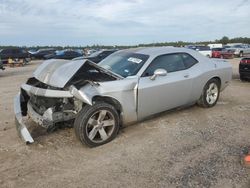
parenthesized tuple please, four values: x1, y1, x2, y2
(0, 0, 249, 46)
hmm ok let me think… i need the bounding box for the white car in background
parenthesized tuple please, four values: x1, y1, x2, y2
(194, 46, 212, 58)
(208, 43, 223, 49)
(185, 45, 212, 58)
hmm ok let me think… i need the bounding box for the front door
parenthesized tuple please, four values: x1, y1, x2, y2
(137, 53, 195, 120)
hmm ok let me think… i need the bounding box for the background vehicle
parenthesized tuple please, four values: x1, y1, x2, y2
(194, 46, 212, 57)
(0, 48, 30, 64)
(31, 49, 56, 59)
(85, 49, 118, 63)
(84, 49, 97, 56)
(185, 45, 212, 57)
(0, 61, 5, 70)
(208, 43, 223, 49)
(239, 57, 250, 81)
(225, 44, 250, 57)
(44, 50, 83, 60)
(211, 48, 234, 59)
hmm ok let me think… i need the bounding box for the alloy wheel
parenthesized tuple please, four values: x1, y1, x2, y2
(206, 83, 219, 105)
(86, 110, 115, 143)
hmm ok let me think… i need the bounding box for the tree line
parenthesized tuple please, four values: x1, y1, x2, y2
(0, 36, 249, 50)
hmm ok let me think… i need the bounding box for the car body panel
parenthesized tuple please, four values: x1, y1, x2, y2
(14, 47, 232, 143)
(33, 59, 86, 88)
(14, 94, 34, 144)
(21, 83, 73, 98)
(138, 70, 192, 119)
(75, 77, 139, 124)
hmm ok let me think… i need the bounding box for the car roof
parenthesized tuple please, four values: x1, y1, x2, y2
(121, 47, 196, 56)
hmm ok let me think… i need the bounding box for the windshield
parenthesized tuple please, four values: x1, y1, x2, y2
(98, 51, 149, 77)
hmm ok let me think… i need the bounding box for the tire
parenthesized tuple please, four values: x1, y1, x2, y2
(240, 75, 247, 82)
(74, 101, 120, 147)
(24, 58, 29, 64)
(239, 52, 243, 58)
(197, 78, 220, 108)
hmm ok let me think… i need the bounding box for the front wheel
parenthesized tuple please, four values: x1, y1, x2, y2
(74, 101, 120, 147)
(197, 78, 220, 108)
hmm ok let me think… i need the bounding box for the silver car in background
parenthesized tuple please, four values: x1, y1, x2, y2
(225, 44, 250, 57)
(14, 47, 232, 147)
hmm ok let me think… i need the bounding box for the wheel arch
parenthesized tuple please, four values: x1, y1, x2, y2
(92, 95, 123, 125)
(198, 76, 221, 99)
(210, 76, 221, 88)
(197, 76, 221, 108)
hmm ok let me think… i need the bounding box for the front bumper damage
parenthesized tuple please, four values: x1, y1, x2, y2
(14, 84, 77, 144)
(14, 94, 34, 144)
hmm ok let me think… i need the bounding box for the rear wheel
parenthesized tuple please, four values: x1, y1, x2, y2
(197, 78, 220, 108)
(74, 101, 120, 147)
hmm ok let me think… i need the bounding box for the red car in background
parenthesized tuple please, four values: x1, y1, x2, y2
(212, 48, 234, 59)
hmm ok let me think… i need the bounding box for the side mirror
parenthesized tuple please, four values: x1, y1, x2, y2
(150, 69, 167, 80)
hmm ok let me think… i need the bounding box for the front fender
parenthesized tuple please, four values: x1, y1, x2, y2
(69, 85, 98, 106)
(69, 80, 138, 125)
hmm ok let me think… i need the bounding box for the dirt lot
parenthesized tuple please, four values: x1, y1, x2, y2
(0, 58, 250, 188)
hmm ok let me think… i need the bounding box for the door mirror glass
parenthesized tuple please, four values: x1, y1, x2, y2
(150, 68, 167, 80)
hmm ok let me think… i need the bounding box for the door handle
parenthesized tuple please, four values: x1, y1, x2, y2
(184, 74, 189, 78)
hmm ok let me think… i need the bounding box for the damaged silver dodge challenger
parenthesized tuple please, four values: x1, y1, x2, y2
(14, 47, 232, 147)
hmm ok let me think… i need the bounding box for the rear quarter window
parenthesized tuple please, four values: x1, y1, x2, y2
(180, 53, 198, 69)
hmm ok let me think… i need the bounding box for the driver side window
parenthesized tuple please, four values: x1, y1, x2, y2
(142, 53, 186, 77)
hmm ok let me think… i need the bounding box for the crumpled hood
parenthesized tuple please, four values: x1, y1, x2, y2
(33, 59, 122, 88)
(33, 59, 88, 88)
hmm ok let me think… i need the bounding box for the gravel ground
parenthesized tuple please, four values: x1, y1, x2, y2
(0, 58, 249, 188)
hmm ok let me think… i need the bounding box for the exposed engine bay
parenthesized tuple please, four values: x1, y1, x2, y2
(20, 60, 119, 130)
